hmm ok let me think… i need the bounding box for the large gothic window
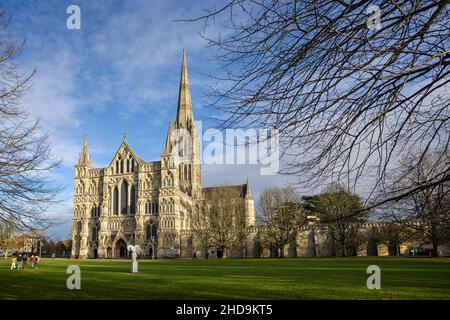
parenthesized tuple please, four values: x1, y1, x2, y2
(146, 224, 151, 240)
(113, 186, 119, 215)
(130, 185, 136, 214)
(92, 227, 98, 242)
(121, 180, 128, 214)
(146, 223, 157, 240)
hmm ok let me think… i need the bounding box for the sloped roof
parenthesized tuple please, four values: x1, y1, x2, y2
(202, 183, 250, 200)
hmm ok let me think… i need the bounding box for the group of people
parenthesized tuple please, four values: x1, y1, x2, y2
(10, 254, 40, 270)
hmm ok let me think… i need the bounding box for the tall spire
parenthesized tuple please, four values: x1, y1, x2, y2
(245, 177, 253, 199)
(175, 48, 194, 129)
(77, 134, 92, 167)
(163, 121, 173, 154)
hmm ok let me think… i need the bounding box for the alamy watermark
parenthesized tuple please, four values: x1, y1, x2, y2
(66, 5, 81, 30)
(367, 5, 382, 30)
(66, 265, 81, 290)
(366, 265, 381, 289)
(168, 122, 280, 175)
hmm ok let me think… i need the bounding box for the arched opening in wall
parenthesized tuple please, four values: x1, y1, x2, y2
(120, 159, 124, 174)
(121, 180, 128, 214)
(184, 164, 188, 180)
(113, 186, 119, 215)
(131, 159, 134, 172)
(115, 160, 119, 174)
(115, 239, 127, 258)
(126, 159, 130, 172)
(92, 227, 97, 242)
(146, 224, 152, 240)
(106, 247, 112, 259)
(130, 185, 136, 214)
(93, 249, 98, 259)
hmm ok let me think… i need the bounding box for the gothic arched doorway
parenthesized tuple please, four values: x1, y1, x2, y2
(107, 247, 112, 259)
(115, 239, 127, 258)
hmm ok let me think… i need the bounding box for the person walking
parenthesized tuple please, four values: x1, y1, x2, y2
(10, 255, 17, 270)
(17, 254, 23, 270)
(35, 255, 40, 269)
(30, 255, 36, 269)
(22, 254, 28, 269)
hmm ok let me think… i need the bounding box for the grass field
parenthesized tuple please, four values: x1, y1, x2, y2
(0, 257, 449, 300)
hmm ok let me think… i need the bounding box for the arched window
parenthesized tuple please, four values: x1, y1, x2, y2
(131, 160, 134, 172)
(115, 160, 119, 174)
(113, 187, 119, 215)
(120, 159, 124, 174)
(126, 159, 130, 173)
(121, 180, 128, 214)
(184, 164, 188, 180)
(188, 164, 192, 181)
(92, 227, 97, 242)
(130, 185, 136, 214)
(146, 224, 152, 240)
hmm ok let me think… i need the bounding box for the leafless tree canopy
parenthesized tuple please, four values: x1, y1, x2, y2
(0, 12, 61, 230)
(191, 185, 249, 257)
(382, 151, 450, 256)
(185, 0, 450, 208)
(259, 187, 306, 257)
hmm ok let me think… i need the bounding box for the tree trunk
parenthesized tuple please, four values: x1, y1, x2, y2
(278, 246, 284, 258)
(431, 239, 439, 257)
(388, 244, 398, 256)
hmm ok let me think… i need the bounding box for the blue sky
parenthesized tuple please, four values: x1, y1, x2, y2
(2, 0, 298, 240)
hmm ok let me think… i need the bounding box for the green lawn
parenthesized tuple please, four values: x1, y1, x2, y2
(0, 257, 449, 300)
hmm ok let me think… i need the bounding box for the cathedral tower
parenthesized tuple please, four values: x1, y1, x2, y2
(158, 49, 202, 257)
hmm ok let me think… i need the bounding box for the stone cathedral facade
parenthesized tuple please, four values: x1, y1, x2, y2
(71, 50, 256, 259)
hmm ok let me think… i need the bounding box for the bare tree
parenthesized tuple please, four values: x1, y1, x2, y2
(382, 151, 450, 256)
(189, 201, 212, 257)
(0, 217, 16, 258)
(377, 222, 414, 256)
(192, 185, 249, 258)
(0, 12, 61, 230)
(183, 0, 450, 212)
(259, 187, 306, 257)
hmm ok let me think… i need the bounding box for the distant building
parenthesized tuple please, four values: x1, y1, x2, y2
(13, 234, 41, 254)
(71, 50, 257, 259)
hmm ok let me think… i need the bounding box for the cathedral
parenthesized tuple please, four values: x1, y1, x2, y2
(71, 50, 256, 259)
